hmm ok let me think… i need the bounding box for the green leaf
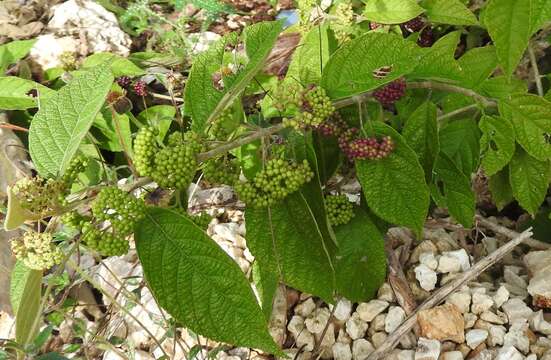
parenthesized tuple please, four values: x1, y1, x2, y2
(402, 101, 439, 181)
(251, 262, 278, 319)
(531, 0, 551, 33)
(439, 118, 481, 175)
(457, 46, 498, 89)
(409, 31, 463, 82)
(4, 185, 45, 231)
(11, 261, 42, 345)
(29, 65, 114, 178)
(431, 154, 476, 227)
(421, 0, 478, 25)
(134, 208, 279, 354)
(185, 21, 283, 133)
(246, 192, 336, 303)
(321, 33, 420, 99)
(0, 77, 55, 110)
(509, 146, 550, 215)
(334, 208, 386, 302)
(36, 353, 70, 360)
(485, 0, 532, 77)
(92, 109, 132, 153)
(479, 115, 516, 176)
(362, 0, 424, 24)
(0, 40, 36, 73)
(312, 133, 342, 184)
(480, 75, 527, 99)
(137, 105, 176, 141)
(82, 53, 145, 77)
(500, 94, 551, 161)
(287, 24, 331, 85)
(356, 122, 430, 234)
(489, 167, 514, 210)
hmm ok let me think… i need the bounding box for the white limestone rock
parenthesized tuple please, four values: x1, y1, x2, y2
(305, 308, 331, 334)
(345, 313, 368, 340)
(414, 264, 438, 292)
(446, 291, 471, 314)
(333, 298, 353, 322)
(385, 306, 406, 333)
(420, 252, 438, 270)
(415, 337, 441, 360)
(356, 300, 389, 322)
(295, 298, 317, 317)
(332, 342, 352, 360)
(530, 310, 551, 335)
(493, 285, 510, 309)
(502, 298, 533, 324)
(351, 339, 374, 360)
(465, 329, 488, 349)
(496, 346, 524, 360)
(471, 293, 494, 315)
(437, 254, 462, 274)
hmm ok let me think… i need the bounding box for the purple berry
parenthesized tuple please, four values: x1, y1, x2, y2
(418, 27, 435, 47)
(116, 76, 132, 88)
(133, 80, 147, 97)
(402, 17, 424, 33)
(373, 78, 407, 106)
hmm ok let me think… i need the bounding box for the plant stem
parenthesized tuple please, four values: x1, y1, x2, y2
(407, 81, 497, 107)
(528, 44, 544, 97)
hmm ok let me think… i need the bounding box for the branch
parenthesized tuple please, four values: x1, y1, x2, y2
(528, 44, 544, 97)
(366, 226, 533, 360)
(475, 215, 551, 250)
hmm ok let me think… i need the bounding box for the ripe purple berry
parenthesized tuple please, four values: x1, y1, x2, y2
(116, 76, 132, 88)
(418, 27, 435, 47)
(373, 78, 407, 106)
(402, 17, 424, 33)
(133, 80, 147, 97)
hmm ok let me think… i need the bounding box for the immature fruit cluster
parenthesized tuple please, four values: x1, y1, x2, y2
(332, 2, 355, 42)
(62, 155, 88, 188)
(116, 76, 132, 89)
(272, 81, 303, 113)
(203, 156, 240, 185)
(11, 231, 63, 270)
(235, 158, 314, 207)
(133, 128, 201, 189)
(208, 108, 233, 140)
(284, 86, 335, 130)
(373, 78, 407, 106)
(134, 126, 157, 177)
(325, 195, 355, 226)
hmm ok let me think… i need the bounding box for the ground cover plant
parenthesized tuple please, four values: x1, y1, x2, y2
(1, 0, 551, 358)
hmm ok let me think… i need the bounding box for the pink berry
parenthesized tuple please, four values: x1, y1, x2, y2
(133, 80, 147, 97)
(373, 78, 407, 106)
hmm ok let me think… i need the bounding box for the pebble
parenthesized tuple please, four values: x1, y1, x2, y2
(444, 249, 471, 271)
(337, 328, 352, 344)
(417, 304, 465, 343)
(446, 291, 471, 314)
(530, 310, 551, 335)
(385, 306, 406, 333)
(437, 254, 462, 273)
(414, 264, 438, 291)
(377, 283, 396, 302)
(464, 313, 477, 329)
(471, 293, 494, 314)
(332, 342, 352, 360)
(496, 346, 524, 360)
(479, 310, 506, 325)
(305, 308, 331, 334)
(288, 315, 305, 336)
(371, 332, 387, 348)
(333, 299, 353, 322)
(527, 269, 551, 309)
(440, 351, 463, 360)
(399, 331, 417, 349)
(351, 339, 374, 360)
(465, 329, 488, 349)
(420, 252, 438, 270)
(504, 266, 528, 289)
(504, 320, 530, 354)
(295, 298, 316, 317)
(356, 300, 389, 322)
(502, 298, 533, 324)
(345, 313, 368, 340)
(487, 325, 506, 346)
(493, 286, 510, 308)
(371, 314, 386, 332)
(296, 330, 315, 352)
(415, 337, 441, 360)
(410, 241, 438, 264)
(396, 350, 414, 360)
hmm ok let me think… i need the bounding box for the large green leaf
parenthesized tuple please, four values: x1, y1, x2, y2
(480, 75, 527, 99)
(431, 154, 475, 228)
(29, 65, 113, 178)
(11, 261, 42, 345)
(421, 0, 478, 25)
(334, 208, 386, 302)
(286, 24, 332, 85)
(489, 167, 514, 210)
(402, 101, 439, 181)
(457, 46, 498, 90)
(321, 32, 420, 99)
(485, 0, 532, 77)
(531, 0, 551, 33)
(409, 31, 463, 82)
(82, 52, 145, 77)
(0, 40, 36, 73)
(509, 146, 550, 215)
(356, 122, 429, 234)
(479, 115, 516, 176)
(0, 77, 55, 110)
(134, 208, 279, 354)
(439, 118, 481, 176)
(246, 191, 336, 303)
(92, 109, 132, 153)
(185, 21, 283, 133)
(500, 94, 551, 161)
(362, 0, 424, 24)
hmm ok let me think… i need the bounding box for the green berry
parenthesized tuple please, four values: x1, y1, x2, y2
(326, 194, 355, 226)
(91, 186, 145, 237)
(203, 156, 240, 185)
(62, 155, 88, 188)
(82, 225, 129, 256)
(61, 211, 89, 231)
(11, 231, 63, 270)
(134, 126, 158, 177)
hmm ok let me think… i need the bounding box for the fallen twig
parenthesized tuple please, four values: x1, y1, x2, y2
(366, 226, 533, 360)
(476, 215, 550, 250)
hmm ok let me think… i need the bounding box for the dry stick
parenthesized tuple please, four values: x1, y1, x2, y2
(528, 44, 544, 97)
(366, 227, 533, 360)
(475, 215, 551, 250)
(385, 236, 417, 315)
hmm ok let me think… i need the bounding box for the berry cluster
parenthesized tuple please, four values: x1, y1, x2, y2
(59, 51, 77, 71)
(342, 135, 395, 160)
(418, 27, 435, 47)
(12, 177, 66, 217)
(235, 158, 314, 207)
(318, 113, 349, 137)
(373, 78, 407, 106)
(116, 76, 132, 89)
(91, 187, 146, 236)
(134, 126, 157, 177)
(332, 2, 355, 42)
(402, 17, 424, 33)
(284, 86, 335, 130)
(203, 156, 240, 185)
(11, 231, 63, 270)
(133, 80, 147, 97)
(325, 195, 355, 226)
(208, 108, 233, 140)
(61, 211, 88, 230)
(82, 225, 129, 256)
(62, 155, 88, 189)
(272, 81, 304, 113)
